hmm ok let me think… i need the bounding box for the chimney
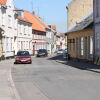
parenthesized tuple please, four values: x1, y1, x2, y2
(32, 11, 35, 15)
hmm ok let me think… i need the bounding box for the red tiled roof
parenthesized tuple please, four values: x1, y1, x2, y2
(33, 15, 50, 29)
(17, 16, 32, 24)
(24, 11, 46, 32)
(0, 0, 7, 5)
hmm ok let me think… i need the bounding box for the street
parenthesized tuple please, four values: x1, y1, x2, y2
(12, 56, 100, 100)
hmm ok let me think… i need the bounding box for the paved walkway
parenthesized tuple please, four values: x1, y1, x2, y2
(0, 59, 19, 100)
(55, 59, 100, 73)
(48, 54, 100, 73)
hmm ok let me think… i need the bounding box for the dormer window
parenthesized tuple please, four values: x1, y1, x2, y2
(1, 5, 7, 9)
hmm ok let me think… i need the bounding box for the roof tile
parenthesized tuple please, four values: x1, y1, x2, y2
(0, 0, 7, 5)
(24, 11, 46, 32)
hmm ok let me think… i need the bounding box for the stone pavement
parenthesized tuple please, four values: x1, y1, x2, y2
(0, 59, 20, 100)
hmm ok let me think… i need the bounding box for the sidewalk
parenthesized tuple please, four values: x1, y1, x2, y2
(56, 59, 100, 73)
(0, 59, 20, 100)
(48, 54, 100, 73)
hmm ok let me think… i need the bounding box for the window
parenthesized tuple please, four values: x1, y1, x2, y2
(18, 24, 21, 35)
(24, 26, 26, 35)
(14, 19, 17, 29)
(81, 37, 84, 56)
(11, 38, 13, 51)
(17, 11, 21, 16)
(90, 36, 93, 55)
(6, 37, 9, 51)
(8, 15, 12, 28)
(2, 13, 5, 26)
(73, 39, 75, 51)
(2, 37, 5, 52)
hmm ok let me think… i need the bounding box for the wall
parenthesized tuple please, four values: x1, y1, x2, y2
(32, 30, 46, 54)
(67, 29, 93, 60)
(68, 0, 93, 29)
(0, 0, 17, 57)
(94, 0, 100, 57)
(16, 20, 32, 55)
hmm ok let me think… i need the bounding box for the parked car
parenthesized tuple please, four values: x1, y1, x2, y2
(37, 49, 48, 57)
(57, 49, 63, 54)
(63, 49, 68, 59)
(14, 51, 32, 64)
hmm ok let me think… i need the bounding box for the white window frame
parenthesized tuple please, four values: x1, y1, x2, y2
(80, 37, 84, 56)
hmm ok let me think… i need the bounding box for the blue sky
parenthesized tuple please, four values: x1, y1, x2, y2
(14, 0, 71, 33)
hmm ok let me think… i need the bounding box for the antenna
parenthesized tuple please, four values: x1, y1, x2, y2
(37, 7, 40, 16)
(31, 0, 33, 12)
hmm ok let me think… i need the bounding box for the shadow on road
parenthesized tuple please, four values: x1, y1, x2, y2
(48, 55, 100, 73)
(48, 54, 66, 61)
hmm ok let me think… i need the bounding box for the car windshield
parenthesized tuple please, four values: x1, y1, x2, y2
(38, 49, 46, 53)
(17, 51, 30, 56)
(58, 49, 63, 51)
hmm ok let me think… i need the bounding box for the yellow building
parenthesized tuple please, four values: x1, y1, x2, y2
(67, 0, 93, 29)
(66, 14, 93, 61)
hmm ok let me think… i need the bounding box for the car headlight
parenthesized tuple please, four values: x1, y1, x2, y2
(27, 58, 31, 60)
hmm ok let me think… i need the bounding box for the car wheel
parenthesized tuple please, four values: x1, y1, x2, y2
(14, 62, 17, 64)
(29, 62, 32, 64)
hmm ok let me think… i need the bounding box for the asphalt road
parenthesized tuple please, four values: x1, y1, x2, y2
(12, 56, 100, 100)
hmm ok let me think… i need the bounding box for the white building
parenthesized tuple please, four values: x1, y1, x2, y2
(15, 11, 32, 55)
(94, 0, 100, 64)
(32, 30, 47, 54)
(0, 0, 17, 58)
(56, 34, 61, 50)
(46, 26, 57, 54)
(24, 11, 48, 55)
(60, 34, 66, 50)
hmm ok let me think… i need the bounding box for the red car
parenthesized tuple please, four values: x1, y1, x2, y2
(14, 51, 32, 64)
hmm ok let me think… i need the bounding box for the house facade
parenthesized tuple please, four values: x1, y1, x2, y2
(14, 12, 33, 55)
(93, 0, 100, 64)
(66, 16, 93, 61)
(60, 34, 66, 50)
(32, 30, 47, 54)
(0, 1, 6, 60)
(46, 25, 57, 54)
(0, 0, 18, 58)
(56, 34, 61, 50)
(24, 11, 47, 55)
(66, 0, 93, 61)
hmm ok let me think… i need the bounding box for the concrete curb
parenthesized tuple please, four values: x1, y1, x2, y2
(9, 65, 21, 100)
(87, 69, 100, 73)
